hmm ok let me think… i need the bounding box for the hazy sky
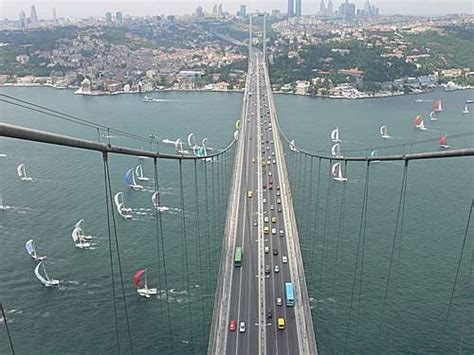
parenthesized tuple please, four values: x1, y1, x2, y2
(1, 0, 472, 19)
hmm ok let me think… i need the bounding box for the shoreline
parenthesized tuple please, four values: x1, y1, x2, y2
(1, 82, 473, 100)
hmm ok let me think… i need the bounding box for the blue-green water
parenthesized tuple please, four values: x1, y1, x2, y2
(1, 87, 473, 354)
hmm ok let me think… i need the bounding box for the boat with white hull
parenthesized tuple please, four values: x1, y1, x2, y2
(25, 239, 45, 261)
(114, 192, 133, 219)
(134, 268, 157, 298)
(35, 261, 59, 287)
(332, 162, 347, 182)
(17, 163, 32, 181)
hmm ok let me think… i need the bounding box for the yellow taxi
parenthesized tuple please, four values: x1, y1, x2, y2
(277, 317, 285, 330)
(271, 216, 277, 223)
(248, 191, 253, 198)
(252, 157, 256, 163)
(264, 225, 269, 234)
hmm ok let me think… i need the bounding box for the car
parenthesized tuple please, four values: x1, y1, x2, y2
(266, 309, 273, 319)
(264, 226, 269, 234)
(265, 265, 271, 274)
(253, 220, 258, 227)
(271, 228, 277, 235)
(268, 171, 272, 176)
(277, 317, 285, 330)
(266, 146, 270, 150)
(270, 204, 275, 210)
(276, 297, 283, 306)
(262, 161, 266, 166)
(274, 265, 280, 273)
(263, 198, 267, 204)
(252, 158, 256, 163)
(276, 185, 280, 190)
(264, 216, 269, 223)
(267, 160, 271, 165)
(276, 190, 281, 196)
(247, 191, 253, 198)
(282, 256, 288, 263)
(273, 248, 278, 255)
(273, 160, 276, 164)
(264, 246, 270, 254)
(277, 198, 281, 204)
(271, 216, 277, 223)
(271, 140, 274, 144)
(279, 229, 284, 237)
(269, 177, 273, 184)
(278, 207, 283, 213)
(272, 152, 275, 156)
(229, 319, 237, 331)
(239, 321, 246, 333)
(262, 170, 266, 175)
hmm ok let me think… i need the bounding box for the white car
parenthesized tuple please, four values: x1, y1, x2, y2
(239, 321, 246, 333)
(282, 256, 288, 264)
(270, 204, 275, 210)
(274, 265, 280, 273)
(276, 297, 283, 306)
(265, 246, 270, 254)
(263, 198, 267, 204)
(271, 228, 277, 235)
(268, 171, 272, 176)
(264, 216, 269, 223)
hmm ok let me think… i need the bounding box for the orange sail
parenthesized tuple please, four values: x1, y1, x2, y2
(433, 100, 442, 112)
(413, 115, 423, 126)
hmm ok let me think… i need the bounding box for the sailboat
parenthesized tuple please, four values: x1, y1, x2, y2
(370, 150, 381, 163)
(462, 104, 469, 114)
(433, 99, 442, 112)
(25, 239, 45, 261)
(439, 136, 450, 149)
(429, 111, 437, 121)
(0, 191, 9, 211)
(331, 143, 342, 158)
(34, 261, 59, 287)
(135, 164, 150, 182)
(331, 162, 347, 182)
(125, 168, 143, 191)
(413, 115, 427, 131)
(17, 163, 32, 181)
(151, 191, 170, 212)
(133, 268, 157, 298)
(330, 127, 341, 143)
(114, 192, 133, 219)
(289, 140, 299, 152)
(74, 219, 93, 241)
(71, 223, 91, 249)
(380, 125, 390, 139)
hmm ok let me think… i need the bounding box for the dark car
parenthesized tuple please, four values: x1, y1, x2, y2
(266, 309, 273, 319)
(273, 248, 278, 255)
(265, 265, 271, 274)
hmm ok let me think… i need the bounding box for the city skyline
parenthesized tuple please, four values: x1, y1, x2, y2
(1, 0, 472, 19)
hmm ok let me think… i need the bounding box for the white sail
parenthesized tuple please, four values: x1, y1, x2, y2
(429, 111, 437, 121)
(289, 140, 300, 152)
(34, 261, 59, 287)
(17, 163, 32, 181)
(331, 162, 347, 182)
(71, 225, 90, 249)
(74, 219, 92, 241)
(330, 127, 341, 143)
(331, 143, 342, 158)
(136, 269, 157, 298)
(152, 191, 160, 209)
(25, 239, 45, 261)
(0, 191, 8, 211)
(135, 164, 150, 182)
(201, 138, 212, 161)
(187, 133, 196, 149)
(380, 125, 390, 139)
(114, 192, 133, 219)
(462, 104, 469, 114)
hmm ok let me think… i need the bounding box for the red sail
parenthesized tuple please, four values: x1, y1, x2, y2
(413, 115, 422, 125)
(439, 136, 447, 145)
(133, 269, 145, 288)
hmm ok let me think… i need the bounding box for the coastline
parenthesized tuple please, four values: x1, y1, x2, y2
(1, 82, 473, 100)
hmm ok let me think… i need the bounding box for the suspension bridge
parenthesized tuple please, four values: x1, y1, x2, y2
(1, 49, 474, 354)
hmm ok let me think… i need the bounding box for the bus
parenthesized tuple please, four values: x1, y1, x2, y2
(234, 247, 243, 267)
(285, 282, 295, 306)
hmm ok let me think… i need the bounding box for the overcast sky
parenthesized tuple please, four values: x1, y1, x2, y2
(1, 0, 472, 19)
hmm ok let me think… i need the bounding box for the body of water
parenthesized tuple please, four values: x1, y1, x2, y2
(1, 87, 473, 353)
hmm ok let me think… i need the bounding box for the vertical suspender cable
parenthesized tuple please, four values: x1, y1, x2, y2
(309, 158, 322, 277)
(440, 198, 474, 353)
(101, 153, 120, 353)
(304, 156, 315, 250)
(0, 303, 15, 355)
(457, 249, 474, 352)
(193, 160, 205, 342)
(153, 157, 174, 346)
(104, 154, 134, 354)
(178, 160, 195, 353)
(343, 160, 370, 353)
(320, 158, 334, 288)
(210, 158, 217, 289)
(379, 161, 409, 338)
(203, 161, 213, 309)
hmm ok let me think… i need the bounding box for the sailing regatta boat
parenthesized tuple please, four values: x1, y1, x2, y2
(17, 163, 32, 181)
(34, 261, 59, 287)
(125, 168, 143, 191)
(330, 127, 341, 143)
(331, 143, 342, 158)
(433, 99, 442, 112)
(331, 162, 347, 182)
(413, 115, 427, 131)
(380, 125, 390, 139)
(114, 192, 133, 219)
(462, 104, 469, 114)
(74, 219, 93, 241)
(429, 111, 437, 121)
(71, 223, 91, 249)
(135, 164, 150, 182)
(289, 140, 299, 152)
(151, 191, 170, 212)
(439, 135, 450, 149)
(0, 191, 9, 211)
(133, 268, 157, 298)
(25, 239, 45, 261)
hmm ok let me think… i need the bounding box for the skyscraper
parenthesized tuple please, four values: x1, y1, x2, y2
(339, 0, 355, 22)
(319, 0, 326, 15)
(196, 6, 204, 17)
(19, 11, 27, 29)
(327, 0, 333, 15)
(116, 12, 123, 25)
(30, 5, 38, 25)
(287, 0, 294, 17)
(53, 8, 58, 25)
(218, 4, 223, 17)
(239, 5, 247, 17)
(295, 0, 302, 16)
(105, 12, 112, 25)
(213, 4, 218, 16)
